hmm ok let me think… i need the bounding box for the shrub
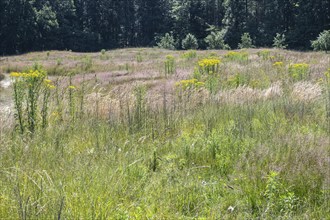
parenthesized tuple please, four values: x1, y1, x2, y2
(238, 33, 254, 49)
(157, 33, 176, 50)
(311, 30, 330, 52)
(182, 33, 198, 50)
(273, 33, 288, 49)
(205, 31, 230, 50)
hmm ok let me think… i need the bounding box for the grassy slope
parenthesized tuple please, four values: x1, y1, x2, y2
(0, 48, 329, 219)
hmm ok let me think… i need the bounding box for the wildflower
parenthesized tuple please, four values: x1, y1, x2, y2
(198, 58, 221, 75)
(68, 85, 76, 90)
(198, 58, 221, 67)
(175, 78, 204, 90)
(289, 63, 309, 80)
(273, 61, 283, 67)
(44, 79, 52, 84)
(10, 72, 21, 77)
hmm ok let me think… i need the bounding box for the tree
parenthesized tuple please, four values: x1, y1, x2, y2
(205, 31, 230, 50)
(182, 33, 198, 49)
(311, 30, 330, 52)
(273, 33, 288, 49)
(238, 33, 254, 49)
(157, 33, 176, 50)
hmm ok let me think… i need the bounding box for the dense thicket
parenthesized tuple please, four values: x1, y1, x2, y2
(0, 0, 329, 54)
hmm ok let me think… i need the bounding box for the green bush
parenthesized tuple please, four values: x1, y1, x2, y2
(182, 33, 198, 50)
(157, 33, 176, 50)
(273, 33, 288, 49)
(311, 30, 330, 52)
(238, 33, 254, 49)
(205, 31, 230, 50)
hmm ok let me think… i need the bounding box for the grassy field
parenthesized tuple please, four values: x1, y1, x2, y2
(0, 48, 329, 219)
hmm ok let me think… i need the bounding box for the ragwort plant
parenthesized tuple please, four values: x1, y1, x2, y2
(288, 63, 309, 81)
(198, 58, 221, 75)
(10, 65, 55, 134)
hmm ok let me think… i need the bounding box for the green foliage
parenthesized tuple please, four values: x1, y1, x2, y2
(165, 55, 175, 76)
(257, 50, 271, 60)
(157, 33, 176, 50)
(273, 33, 288, 49)
(81, 56, 93, 71)
(1, 48, 329, 219)
(238, 33, 254, 49)
(311, 30, 330, 52)
(181, 33, 198, 50)
(136, 52, 143, 62)
(227, 73, 249, 88)
(224, 51, 249, 62)
(100, 49, 108, 60)
(205, 31, 230, 50)
(264, 172, 299, 217)
(181, 50, 197, 60)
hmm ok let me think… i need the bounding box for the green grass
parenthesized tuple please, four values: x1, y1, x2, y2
(0, 48, 329, 219)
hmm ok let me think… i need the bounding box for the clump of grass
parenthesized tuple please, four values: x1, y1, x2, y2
(165, 55, 175, 76)
(136, 52, 143, 62)
(224, 51, 249, 62)
(100, 49, 108, 60)
(226, 73, 250, 88)
(81, 56, 93, 71)
(182, 50, 197, 60)
(257, 50, 271, 60)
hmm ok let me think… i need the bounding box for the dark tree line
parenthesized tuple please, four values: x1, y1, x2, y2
(0, 0, 329, 54)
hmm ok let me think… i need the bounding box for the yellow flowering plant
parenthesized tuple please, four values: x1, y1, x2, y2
(273, 61, 285, 73)
(289, 63, 309, 81)
(10, 65, 55, 134)
(175, 79, 205, 91)
(198, 58, 221, 75)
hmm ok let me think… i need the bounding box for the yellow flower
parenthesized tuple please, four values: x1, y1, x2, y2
(198, 58, 221, 67)
(273, 61, 284, 67)
(68, 85, 76, 90)
(44, 79, 52, 84)
(10, 72, 21, 77)
(175, 78, 204, 90)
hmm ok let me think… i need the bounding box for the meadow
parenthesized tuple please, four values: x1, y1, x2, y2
(0, 48, 329, 219)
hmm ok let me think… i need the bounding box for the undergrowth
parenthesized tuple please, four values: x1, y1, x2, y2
(0, 49, 329, 219)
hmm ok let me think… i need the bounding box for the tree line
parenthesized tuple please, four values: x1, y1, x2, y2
(0, 0, 329, 55)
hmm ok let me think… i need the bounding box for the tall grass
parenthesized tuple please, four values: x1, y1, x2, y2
(0, 49, 329, 219)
